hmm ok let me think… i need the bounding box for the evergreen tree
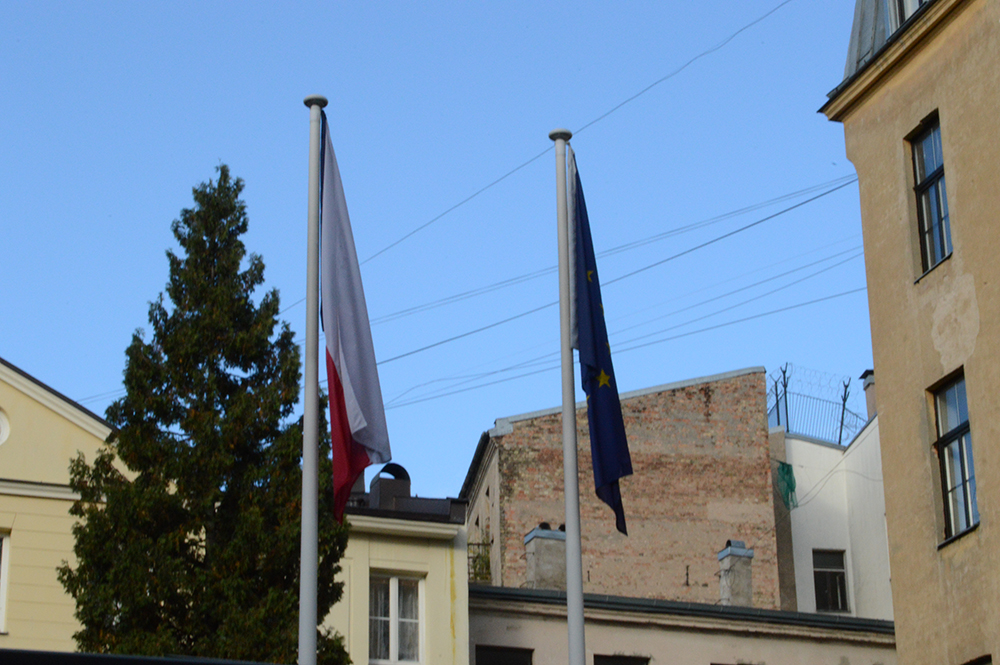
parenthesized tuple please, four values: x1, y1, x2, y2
(59, 166, 349, 664)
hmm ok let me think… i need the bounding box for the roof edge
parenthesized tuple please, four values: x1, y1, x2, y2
(469, 585, 895, 635)
(821, 0, 964, 119)
(459, 431, 492, 500)
(493, 366, 766, 428)
(0, 356, 113, 438)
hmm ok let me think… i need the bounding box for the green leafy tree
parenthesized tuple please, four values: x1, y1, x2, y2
(58, 165, 350, 665)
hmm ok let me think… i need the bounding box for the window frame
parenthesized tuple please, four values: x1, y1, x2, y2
(369, 574, 423, 665)
(933, 376, 979, 541)
(812, 549, 850, 613)
(910, 117, 952, 273)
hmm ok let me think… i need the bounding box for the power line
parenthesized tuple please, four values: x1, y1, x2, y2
(361, 147, 551, 264)
(604, 179, 856, 287)
(382, 240, 863, 405)
(612, 246, 862, 335)
(376, 301, 555, 365)
(371, 265, 554, 325)
(385, 286, 866, 410)
(388, 259, 865, 407)
(358, 0, 800, 264)
(283, 175, 857, 324)
(367, 175, 856, 326)
(597, 176, 856, 259)
(615, 287, 867, 354)
(615, 252, 863, 347)
(573, 0, 798, 135)
(374, 178, 854, 365)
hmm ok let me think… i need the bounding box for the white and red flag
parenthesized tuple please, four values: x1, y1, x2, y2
(319, 112, 391, 521)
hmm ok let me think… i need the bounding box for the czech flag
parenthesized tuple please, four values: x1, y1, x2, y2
(320, 112, 391, 521)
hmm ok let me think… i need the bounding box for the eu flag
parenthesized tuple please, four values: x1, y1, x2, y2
(570, 149, 633, 535)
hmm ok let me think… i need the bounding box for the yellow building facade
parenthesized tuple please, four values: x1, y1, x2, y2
(823, 0, 1000, 662)
(0, 358, 111, 651)
(325, 468, 469, 665)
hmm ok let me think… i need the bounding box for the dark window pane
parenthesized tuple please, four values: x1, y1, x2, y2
(370, 577, 390, 619)
(594, 657, 650, 665)
(964, 433, 979, 525)
(399, 618, 419, 661)
(812, 550, 844, 569)
(476, 646, 533, 665)
(814, 570, 850, 612)
(937, 377, 967, 434)
(399, 578, 419, 619)
(369, 617, 390, 660)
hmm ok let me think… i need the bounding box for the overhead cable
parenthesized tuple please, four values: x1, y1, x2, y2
(359, 0, 800, 263)
(385, 286, 865, 409)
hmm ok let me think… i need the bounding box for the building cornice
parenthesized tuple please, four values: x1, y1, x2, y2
(347, 514, 462, 541)
(469, 586, 894, 644)
(822, 0, 968, 121)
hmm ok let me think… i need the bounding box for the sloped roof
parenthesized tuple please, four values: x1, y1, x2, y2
(0, 355, 111, 432)
(844, 0, 892, 80)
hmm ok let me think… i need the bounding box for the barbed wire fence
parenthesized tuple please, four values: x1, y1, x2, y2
(767, 363, 869, 445)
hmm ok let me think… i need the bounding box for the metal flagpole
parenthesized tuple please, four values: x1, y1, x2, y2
(300, 94, 328, 665)
(549, 128, 586, 665)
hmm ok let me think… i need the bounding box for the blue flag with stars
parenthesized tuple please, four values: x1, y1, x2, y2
(570, 148, 632, 535)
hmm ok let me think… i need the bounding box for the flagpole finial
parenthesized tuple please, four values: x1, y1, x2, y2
(549, 128, 572, 142)
(304, 95, 329, 109)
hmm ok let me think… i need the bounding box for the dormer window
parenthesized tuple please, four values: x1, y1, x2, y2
(888, 0, 929, 32)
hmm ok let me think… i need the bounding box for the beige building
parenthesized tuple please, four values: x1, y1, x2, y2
(325, 465, 470, 665)
(469, 585, 895, 665)
(822, 0, 1000, 662)
(0, 357, 111, 652)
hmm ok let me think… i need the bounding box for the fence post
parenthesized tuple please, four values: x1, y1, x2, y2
(780, 365, 790, 433)
(838, 379, 850, 445)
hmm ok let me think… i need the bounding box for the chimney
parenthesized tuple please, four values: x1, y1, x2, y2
(369, 463, 411, 509)
(524, 524, 566, 590)
(860, 369, 876, 420)
(718, 539, 754, 607)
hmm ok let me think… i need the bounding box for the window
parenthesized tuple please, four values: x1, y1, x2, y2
(813, 550, 849, 612)
(892, 0, 927, 26)
(370, 576, 420, 663)
(476, 646, 533, 665)
(0, 532, 9, 631)
(885, 0, 930, 34)
(911, 119, 951, 272)
(935, 376, 979, 539)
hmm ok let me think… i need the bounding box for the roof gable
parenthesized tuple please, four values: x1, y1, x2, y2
(0, 357, 111, 486)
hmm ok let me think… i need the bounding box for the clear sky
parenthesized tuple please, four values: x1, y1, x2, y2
(1, 1, 870, 499)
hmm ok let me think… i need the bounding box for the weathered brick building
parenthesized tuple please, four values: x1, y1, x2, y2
(460, 367, 781, 609)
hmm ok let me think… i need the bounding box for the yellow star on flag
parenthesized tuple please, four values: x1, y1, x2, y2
(597, 369, 611, 388)
(587, 270, 594, 283)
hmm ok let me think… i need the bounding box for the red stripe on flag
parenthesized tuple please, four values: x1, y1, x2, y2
(328, 350, 371, 522)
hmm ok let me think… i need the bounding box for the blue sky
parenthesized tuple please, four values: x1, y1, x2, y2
(1, 1, 870, 498)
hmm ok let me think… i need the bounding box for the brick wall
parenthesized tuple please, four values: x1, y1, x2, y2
(492, 368, 780, 608)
